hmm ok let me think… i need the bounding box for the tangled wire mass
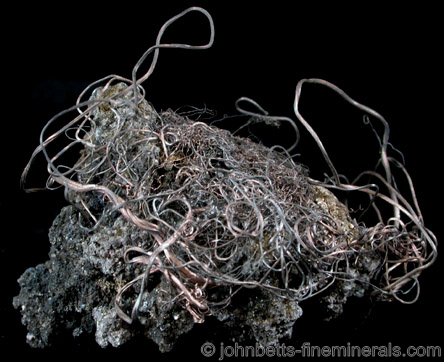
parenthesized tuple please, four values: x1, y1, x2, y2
(22, 7, 437, 326)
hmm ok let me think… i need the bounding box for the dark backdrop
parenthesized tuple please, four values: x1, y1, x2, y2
(2, 2, 442, 360)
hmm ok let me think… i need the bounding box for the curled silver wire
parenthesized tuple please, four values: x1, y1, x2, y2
(22, 8, 437, 326)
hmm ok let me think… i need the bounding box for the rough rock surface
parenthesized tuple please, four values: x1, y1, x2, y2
(13, 83, 379, 351)
(13, 205, 195, 352)
(13, 195, 373, 351)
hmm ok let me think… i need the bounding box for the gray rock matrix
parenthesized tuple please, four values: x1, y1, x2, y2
(13, 202, 369, 351)
(13, 85, 373, 352)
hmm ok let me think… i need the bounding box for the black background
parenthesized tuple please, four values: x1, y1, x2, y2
(2, 1, 442, 360)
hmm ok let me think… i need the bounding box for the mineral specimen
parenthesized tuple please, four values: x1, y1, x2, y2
(14, 7, 436, 353)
